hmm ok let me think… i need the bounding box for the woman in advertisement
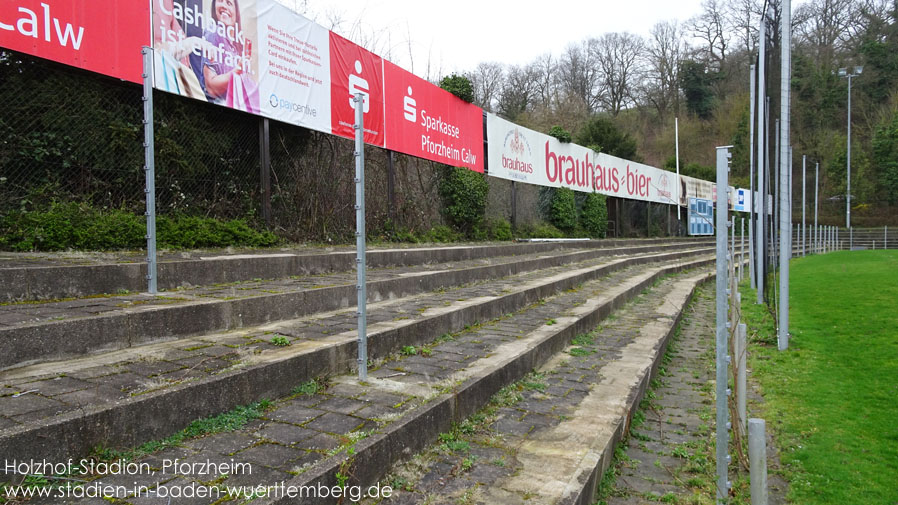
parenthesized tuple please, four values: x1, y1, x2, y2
(154, 0, 212, 99)
(202, 0, 260, 113)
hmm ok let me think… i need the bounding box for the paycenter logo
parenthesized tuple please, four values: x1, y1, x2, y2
(268, 94, 318, 117)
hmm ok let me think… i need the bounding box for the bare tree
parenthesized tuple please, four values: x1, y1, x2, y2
(557, 40, 602, 112)
(643, 21, 685, 118)
(593, 32, 645, 116)
(531, 53, 558, 110)
(689, 0, 730, 69)
(497, 64, 539, 120)
(466, 62, 505, 112)
(726, 0, 761, 54)
(794, 0, 861, 65)
(849, 0, 892, 50)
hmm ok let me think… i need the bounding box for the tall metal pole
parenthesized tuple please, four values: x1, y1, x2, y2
(847, 74, 853, 229)
(715, 146, 732, 503)
(141, 47, 158, 295)
(802, 155, 806, 256)
(749, 65, 756, 288)
(741, 218, 746, 281)
(779, 0, 792, 352)
(770, 119, 782, 268)
(766, 98, 771, 268)
(815, 162, 819, 253)
(676, 117, 681, 222)
(756, 19, 767, 304)
(732, 215, 736, 274)
(353, 93, 368, 381)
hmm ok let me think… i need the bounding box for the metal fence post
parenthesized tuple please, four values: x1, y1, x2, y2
(737, 322, 747, 436)
(749, 418, 769, 505)
(353, 93, 368, 381)
(715, 146, 732, 502)
(814, 162, 819, 254)
(732, 215, 736, 276)
(802, 155, 806, 256)
(749, 65, 756, 288)
(141, 47, 158, 295)
(756, 18, 767, 304)
(741, 218, 746, 281)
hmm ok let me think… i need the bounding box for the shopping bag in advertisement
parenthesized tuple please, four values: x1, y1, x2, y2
(226, 73, 260, 114)
(154, 50, 207, 101)
(154, 51, 181, 94)
(178, 64, 205, 100)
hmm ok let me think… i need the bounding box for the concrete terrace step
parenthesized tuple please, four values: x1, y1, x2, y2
(0, 258, 712, 504)
(1, 238, 709, 302)
(0, 241, 712, 370)
(0, 249, 713, 474)
(357, 271, 709, 505)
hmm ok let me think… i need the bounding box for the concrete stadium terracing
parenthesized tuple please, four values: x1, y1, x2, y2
(0, 238, 723, 504)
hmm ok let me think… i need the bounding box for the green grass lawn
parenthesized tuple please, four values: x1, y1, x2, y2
(740, 250, 898, 504)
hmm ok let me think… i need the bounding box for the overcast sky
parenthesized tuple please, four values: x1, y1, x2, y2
(277, 0, 709, 78)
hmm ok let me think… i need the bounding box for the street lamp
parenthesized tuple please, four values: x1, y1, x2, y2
(839, 66, 863, 229)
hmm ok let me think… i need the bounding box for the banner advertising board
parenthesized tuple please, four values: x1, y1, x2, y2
(151, 0, 335, 135)
(3, 0, 731, 200)
(0, 0, 147, 83)
(681, 175, 715, 204)
(486, 114, 555, 187)
(258, 1, 330, 133)
(383, 61, 484, 172)
(595, 152, 678, 205)
(329, 31, 384, 146)
(487, 113, 678, 204)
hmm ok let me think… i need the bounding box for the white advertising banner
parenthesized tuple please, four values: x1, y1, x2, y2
(257, 2, 331, 132)
(595, 152, 678, 205)
(152, 0, 332, 134)
(487, 114, 558, 188)
(487, 113, 678, 205)
(681, 175, 715, 204)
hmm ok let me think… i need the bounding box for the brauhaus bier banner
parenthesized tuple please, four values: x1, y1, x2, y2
(487, 114, 679, 205)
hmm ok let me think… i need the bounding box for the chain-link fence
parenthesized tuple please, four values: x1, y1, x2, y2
(1, 51, 260, 220)
(0, 50, 451, 244)
(2, 49, 683, 249)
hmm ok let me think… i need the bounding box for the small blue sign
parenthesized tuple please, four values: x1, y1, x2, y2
(688, 197, 714, 236)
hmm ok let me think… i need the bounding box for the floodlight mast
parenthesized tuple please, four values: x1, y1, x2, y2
(839, 66, 863, 229)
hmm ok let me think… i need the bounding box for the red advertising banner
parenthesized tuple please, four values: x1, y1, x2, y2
(383, 61, 484, 172)
(329, 32, 384, 147)
(0, 0, 147, 83)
